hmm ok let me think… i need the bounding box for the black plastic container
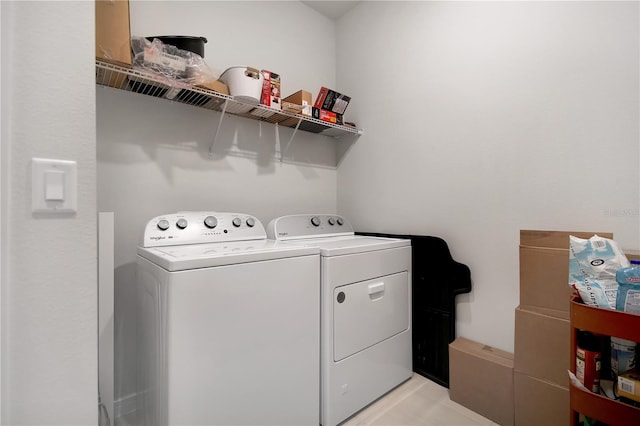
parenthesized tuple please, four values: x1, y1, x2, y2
(145, 36, 207, 58)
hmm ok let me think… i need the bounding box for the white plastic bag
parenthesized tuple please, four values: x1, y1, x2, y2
(130, 37, 219, 88)
(568, 235, 630, 309)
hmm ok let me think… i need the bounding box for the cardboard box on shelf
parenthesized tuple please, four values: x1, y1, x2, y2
(281, 102, 304, 114)
(514, 305, 569, 386)
(283, 90, 312, 116)
(277, 90, 313, 127)
(514, 372, 568, 426)
(95, 0, 132, 65)
(264, 111, 297, 125)
(449, 337, 514, 426)
(617, 370, 640, 403)
(519, 230, 613, 314)
(197, 80, 229, 95)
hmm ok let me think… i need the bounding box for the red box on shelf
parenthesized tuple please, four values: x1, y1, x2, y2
(312, 107, 343, 125)
(260, 70, 281, 110)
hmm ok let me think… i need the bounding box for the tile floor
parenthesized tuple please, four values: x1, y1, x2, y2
(116, 374, 496, 426)
(343, 374, 498, 426)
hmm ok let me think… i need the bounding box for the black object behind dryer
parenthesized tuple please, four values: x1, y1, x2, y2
(356, 232, 472, 387)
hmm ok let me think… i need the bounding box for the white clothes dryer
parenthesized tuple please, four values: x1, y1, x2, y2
(136, 212, 320, 426)
(267, 214, 412, 426)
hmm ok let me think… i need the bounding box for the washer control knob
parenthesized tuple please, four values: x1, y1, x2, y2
(310, 216, 321, 227)
(328, 217, 336, 226)
(246, 217, 256, 228)
(176, 218, 188, 230)
(337, 217, 344, 226)
(232, 217, 242, 227)
(157, 219, 170, 231)
(204, 216, 218, 229)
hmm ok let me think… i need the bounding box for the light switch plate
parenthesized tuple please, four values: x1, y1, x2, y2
(32, 157, 77, 213)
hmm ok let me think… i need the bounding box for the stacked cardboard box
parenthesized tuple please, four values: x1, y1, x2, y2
(95, 0, 132, 66)
(626, 250, 640, 263)
(515, 230, 612, 425)
(95, 0, 132, 89)
(450, 231, 635, 424)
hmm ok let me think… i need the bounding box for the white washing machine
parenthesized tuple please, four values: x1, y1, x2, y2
(136, 211, 320, 426)
(267, 214, 412, 426)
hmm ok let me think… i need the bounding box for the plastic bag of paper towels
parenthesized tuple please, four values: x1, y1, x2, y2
(569, 235, 630, 309)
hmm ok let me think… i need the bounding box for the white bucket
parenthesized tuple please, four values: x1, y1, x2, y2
(219, 66, 264, 105)
(611, 336, 636, 376)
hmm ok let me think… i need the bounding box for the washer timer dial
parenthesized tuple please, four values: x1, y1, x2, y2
(204, 216, 218, 229)
(157, 219, 170, 231)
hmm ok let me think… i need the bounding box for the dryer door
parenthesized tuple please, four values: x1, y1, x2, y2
(333, 272, 409, 361)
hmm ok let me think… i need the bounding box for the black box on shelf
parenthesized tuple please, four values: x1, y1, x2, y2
(314, 87, 351, 115)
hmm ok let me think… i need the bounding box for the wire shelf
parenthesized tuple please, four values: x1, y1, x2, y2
(96, 60, 363, 138)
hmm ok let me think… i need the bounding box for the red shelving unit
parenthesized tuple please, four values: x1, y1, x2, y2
(570, 296, 640, 426)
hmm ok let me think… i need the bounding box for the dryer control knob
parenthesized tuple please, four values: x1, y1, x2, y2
(176, 218, 188, 229)
(246, 217, 256, 228)
(310, 216, 321, 227)
(157, 219, 170, 231)
(204, 216, 218, 229)
(337, 217, 344, 226)
(328, 217, 336, 226)
(232, 217, 242, 227)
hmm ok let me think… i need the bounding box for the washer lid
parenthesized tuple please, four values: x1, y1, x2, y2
(137, 240, 319, 271)
(277, 235, 410, 257)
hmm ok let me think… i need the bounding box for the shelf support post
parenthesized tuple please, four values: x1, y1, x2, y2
(209, 99, 229, 156)
(280, 118, 303, 163)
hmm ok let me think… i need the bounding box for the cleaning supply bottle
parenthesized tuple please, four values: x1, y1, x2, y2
(576, 331, 603, 393)
(615, 259, 640, 313)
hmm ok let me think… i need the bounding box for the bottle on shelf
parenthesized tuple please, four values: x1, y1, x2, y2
(576, 331, 603, 393)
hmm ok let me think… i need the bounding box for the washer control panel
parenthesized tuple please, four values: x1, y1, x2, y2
(142, 212, 265, 247)
(266, 214, 354, 240)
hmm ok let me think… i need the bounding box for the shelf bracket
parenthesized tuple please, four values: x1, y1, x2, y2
(280, 117, 303, 163)
(209, 99, 229, 156)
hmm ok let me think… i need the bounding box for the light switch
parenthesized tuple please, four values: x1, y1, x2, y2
(45, 170, 65, 201)
(32, 158, 77, 213)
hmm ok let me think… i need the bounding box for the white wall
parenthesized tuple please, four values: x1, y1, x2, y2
(1, 1, 97, 424)
(336, 1, 640, 352)
(0, 2, 5, 420)
(98, 1, 340, 412)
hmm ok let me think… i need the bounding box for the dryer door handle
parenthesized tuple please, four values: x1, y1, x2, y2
(368, 282, 385, 300)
